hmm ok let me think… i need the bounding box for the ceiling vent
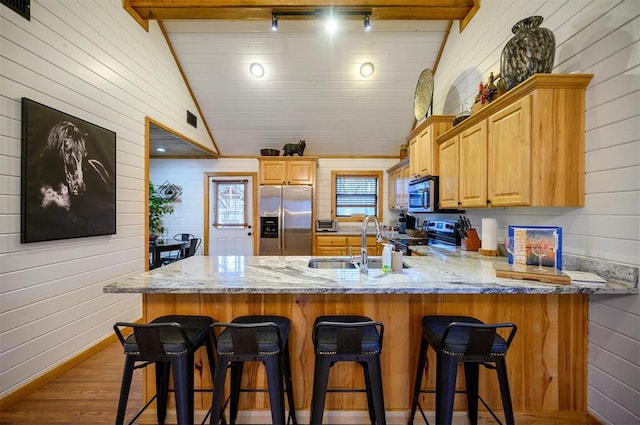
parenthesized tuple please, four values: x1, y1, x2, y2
(2, 0, 30, 20)
(187, 110, 197, 128)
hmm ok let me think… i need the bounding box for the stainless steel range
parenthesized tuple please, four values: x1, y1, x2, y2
(424, 220, 461, 247)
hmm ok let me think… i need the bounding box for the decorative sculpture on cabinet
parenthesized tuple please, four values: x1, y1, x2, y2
(282, 140, 306, 156)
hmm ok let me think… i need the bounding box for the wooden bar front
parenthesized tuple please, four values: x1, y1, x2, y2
(143, 292, 587, 416)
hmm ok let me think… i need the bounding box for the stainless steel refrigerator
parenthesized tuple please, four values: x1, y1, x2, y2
(258, 185, 312, 255)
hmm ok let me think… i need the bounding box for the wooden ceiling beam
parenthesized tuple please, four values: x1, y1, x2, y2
(124, 1, 478, 25)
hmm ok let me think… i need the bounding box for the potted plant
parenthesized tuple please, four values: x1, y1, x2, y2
(148, 181, 174, 242)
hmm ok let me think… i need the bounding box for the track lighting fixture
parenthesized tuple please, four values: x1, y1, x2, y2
(271, 9, 372, 31)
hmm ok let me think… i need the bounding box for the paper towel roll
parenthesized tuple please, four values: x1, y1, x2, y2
(481, 218, 497, 250)
(392, 251, 403, 271)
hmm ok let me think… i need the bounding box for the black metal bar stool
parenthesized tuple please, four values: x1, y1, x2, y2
(408, 315, 517, 425)
(113, 314, 217, 425)
(310, 315, 386, 425)
(209, 315, 297, 425)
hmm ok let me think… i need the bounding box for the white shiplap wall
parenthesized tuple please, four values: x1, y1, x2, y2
(150, 157, 399, 244)
(0, 0, 213, 397)
(430, 0, 639, 423)
(150, 158, 259, 248)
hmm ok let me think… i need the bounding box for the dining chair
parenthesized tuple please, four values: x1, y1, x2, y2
(186, 238, 202, 257)
(174, 233, 196, 242)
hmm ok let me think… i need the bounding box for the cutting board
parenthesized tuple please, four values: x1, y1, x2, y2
(494, 262, 571, 285)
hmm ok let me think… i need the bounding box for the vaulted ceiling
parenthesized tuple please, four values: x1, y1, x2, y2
(124, 1, 479, 158)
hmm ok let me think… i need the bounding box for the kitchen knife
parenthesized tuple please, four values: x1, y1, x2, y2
(458, 215, 466, 229)
(457, 217, 467, 238)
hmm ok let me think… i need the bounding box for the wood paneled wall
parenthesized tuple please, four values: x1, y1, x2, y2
(144, 293, 588, 413)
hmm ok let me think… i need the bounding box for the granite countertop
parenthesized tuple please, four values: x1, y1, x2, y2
(103, 248, 638, 295)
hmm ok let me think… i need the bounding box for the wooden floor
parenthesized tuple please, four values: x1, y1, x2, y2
(0, 341, 142, 425)
(0, 341, 592, 425)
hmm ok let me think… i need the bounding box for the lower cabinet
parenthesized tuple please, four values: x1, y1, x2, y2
(314, 235, 379, 256)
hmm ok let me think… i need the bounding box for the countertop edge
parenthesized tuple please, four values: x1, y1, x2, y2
(103, 254, 637, 295)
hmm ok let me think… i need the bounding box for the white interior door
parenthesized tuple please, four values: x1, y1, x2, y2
(209, 176, 254, 256)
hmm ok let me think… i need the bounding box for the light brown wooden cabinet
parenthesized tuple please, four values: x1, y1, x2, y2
(314, 235, 379, 256)
(487, 95, 532, 206)
(459, 120, 487, 208)
(258, 157, 317, 185)
(437, 74, 592, 209)
(438, 137, 458, 209)
(386, 158, 409, 210)
(407, 115, 455, 180)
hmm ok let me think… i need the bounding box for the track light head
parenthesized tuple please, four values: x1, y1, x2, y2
(364, 14, 371, 31)
(272, 13, 278, 31)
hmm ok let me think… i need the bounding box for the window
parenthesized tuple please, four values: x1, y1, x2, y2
(331, 170, 383, 222)
(211, 179, 248, 227)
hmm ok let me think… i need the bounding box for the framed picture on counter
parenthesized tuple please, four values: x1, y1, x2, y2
(507, 226, 562, 269)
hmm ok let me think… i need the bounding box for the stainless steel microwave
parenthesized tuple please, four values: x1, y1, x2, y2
(408, 176, 438, 213)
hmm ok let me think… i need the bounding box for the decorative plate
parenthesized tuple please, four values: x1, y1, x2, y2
(414, 68, 434, 121)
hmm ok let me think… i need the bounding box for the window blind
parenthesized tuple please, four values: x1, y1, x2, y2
(212, 180, 248, 227)
(335, 175, 378, 217)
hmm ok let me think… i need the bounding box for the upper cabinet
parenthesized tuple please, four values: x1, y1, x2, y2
(437, 74, 593, 209)
(259, 157, 318, 185)
(407, 115, 455, 180)
(386, 158, 409, 210)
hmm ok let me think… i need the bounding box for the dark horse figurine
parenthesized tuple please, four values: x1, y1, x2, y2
(282, 139, 306, 156)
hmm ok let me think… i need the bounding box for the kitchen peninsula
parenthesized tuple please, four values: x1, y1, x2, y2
(104, 253, 637, 421)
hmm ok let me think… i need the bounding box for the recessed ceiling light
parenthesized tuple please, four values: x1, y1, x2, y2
(155, 147, 166, 152)
(360, 62, 374, 77)
(250, 62, 265, 78)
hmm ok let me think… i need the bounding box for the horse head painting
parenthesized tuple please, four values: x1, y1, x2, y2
(22, 99, 116, 243)
(38, 121, 110, 211)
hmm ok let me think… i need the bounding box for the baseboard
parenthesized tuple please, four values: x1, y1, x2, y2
(0, 318, 142, 410)
(587, 411, 605, 425)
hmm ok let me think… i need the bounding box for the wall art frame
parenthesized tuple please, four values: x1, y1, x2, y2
(21, 98, 116, 243)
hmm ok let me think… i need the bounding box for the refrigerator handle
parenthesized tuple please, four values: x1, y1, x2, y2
(281, 204, 285, 252)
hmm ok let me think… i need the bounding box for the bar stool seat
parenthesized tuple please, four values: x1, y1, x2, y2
(408, 315, 517, 425)
(113, 315, 217, 425)
(210, 315, 297, 425)
(310, 315, 386, 425)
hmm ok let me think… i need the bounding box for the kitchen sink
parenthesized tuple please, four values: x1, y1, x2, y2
(308, 259, 357, 269)
(307, 258, 409, 269)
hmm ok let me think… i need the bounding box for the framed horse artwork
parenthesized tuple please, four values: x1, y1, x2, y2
(21, 98, 116, 243)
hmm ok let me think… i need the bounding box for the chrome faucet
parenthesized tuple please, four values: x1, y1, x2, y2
(360, 215, 383, 274)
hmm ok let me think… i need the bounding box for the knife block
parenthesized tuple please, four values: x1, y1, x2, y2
(461, 228, 481, 251)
